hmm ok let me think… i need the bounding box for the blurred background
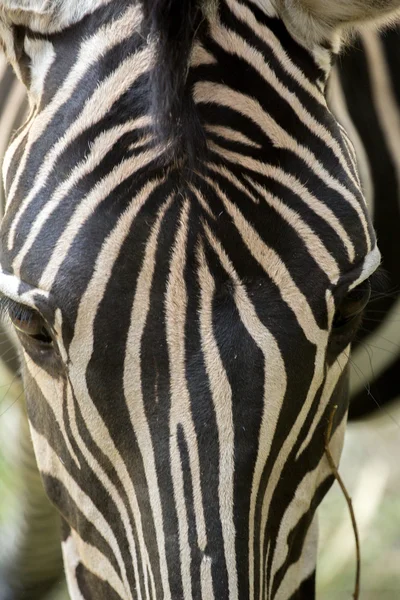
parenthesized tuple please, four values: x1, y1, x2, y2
(317, 402, 400, 599)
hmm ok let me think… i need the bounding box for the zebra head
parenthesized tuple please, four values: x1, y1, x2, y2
(0, 1, 396, 599)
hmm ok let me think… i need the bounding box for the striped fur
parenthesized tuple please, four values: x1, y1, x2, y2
(328, 27, 400, 419)
(0, 1, 395, 599)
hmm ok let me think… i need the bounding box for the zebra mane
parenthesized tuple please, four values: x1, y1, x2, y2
(142, 0, 207, 163)
(0, 0, 208, 163)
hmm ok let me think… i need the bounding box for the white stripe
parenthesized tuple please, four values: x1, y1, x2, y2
(244, 176, 340, 283)
(64, 384, 142, 600)
(24, 38, 56, 103)
(204, 178, 324, 344)
(198, 241, 238, 600)
(207, 148, 356, 263)
(201, 224, 287, 600)
(30, 427, 131, 597)
(274, 416, 347, 600)
(12, 117, 150, 275)
(165, 200, 211, 599)
(225, 0, 324, 104)
(296, 346, 349, 459)
(206, 124, 262, 148)
(5, 4, 144, 248)
(38, 144, 160, 290)
(209, 17, 359, 190)
(68, 179, 167, 600)
(63, 532, 126, 599)
(123, 196, 175, 600)
(23, 354, 81, 468)
(195, 81, 371, 254)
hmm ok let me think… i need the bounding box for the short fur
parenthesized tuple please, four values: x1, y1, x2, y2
(0, 2, 391, 600)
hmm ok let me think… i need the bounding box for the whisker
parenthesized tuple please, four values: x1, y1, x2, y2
(345, 350, 400, 429)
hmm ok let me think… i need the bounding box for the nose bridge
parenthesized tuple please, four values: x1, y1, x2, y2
(56, 207, 325, 598)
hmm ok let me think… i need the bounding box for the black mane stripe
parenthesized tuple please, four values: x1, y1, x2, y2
(142, 0, 206, 161)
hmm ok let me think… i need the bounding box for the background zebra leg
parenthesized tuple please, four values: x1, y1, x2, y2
(0, 354, 67, 600)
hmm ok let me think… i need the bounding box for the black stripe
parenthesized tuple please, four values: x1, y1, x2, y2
(75, 562, 123, 600)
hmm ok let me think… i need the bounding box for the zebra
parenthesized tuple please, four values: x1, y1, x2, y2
(0, 1, 399, 599)
(2, 26, 400, 600)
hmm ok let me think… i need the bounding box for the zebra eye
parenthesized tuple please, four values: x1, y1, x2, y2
(333, 279, 371, 330)
(8, 302, 53, 345)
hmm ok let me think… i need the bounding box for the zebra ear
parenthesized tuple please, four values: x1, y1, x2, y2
(301, 0, 400, 25)
(0, 1, 54, 88)
(0, 0, 51, 14)
(280, 0, 400, 44)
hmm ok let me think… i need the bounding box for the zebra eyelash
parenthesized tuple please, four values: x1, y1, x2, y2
(0, 294, 56, 348)
(0, 293, 37, 325)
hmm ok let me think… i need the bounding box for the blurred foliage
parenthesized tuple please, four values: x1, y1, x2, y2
(318, 405, 400, 599)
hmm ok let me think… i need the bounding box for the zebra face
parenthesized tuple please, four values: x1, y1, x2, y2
(0, 0, 391, 599)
